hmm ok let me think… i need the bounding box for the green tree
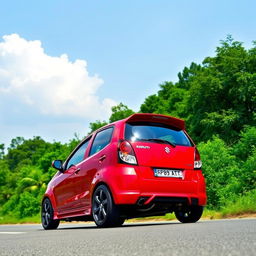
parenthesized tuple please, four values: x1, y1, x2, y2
(9, 137, 25, 150)
(140, 94, 161, 113)
(0, 160, 12, 204)
(109, 103, 134, 123)
(140, 36, 256, 144)
(88, 120, 108, 134)
(0, 144, 4, 159)
(88, 103, 134, 134)
(5, 136, 50, 170)
(186, 36, 256, 143)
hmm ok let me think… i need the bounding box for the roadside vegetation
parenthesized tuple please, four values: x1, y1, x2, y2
(0, 36, 255, 223)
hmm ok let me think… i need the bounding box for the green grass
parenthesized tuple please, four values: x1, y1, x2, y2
(0, 214, 41, 224)
(220, 189, 256, 217)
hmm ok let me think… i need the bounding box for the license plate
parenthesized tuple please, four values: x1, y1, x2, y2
(154, 169, 183, 178)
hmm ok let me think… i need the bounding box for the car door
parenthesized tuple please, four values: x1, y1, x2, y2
(78, 127, 115, 209)
(53, 138, 90, 213)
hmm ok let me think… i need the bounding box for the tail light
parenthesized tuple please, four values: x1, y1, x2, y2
(118, 140, 137, 165)
(194, 147, 202, 169)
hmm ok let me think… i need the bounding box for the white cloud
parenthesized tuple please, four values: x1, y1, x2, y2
(0, 34, 116, 120)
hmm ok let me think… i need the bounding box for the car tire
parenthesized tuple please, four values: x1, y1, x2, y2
(175, 206, 203, 223)
(41, 198, 60, 230)
(92, 185, 123, 228)
(115, 217, 126, 227)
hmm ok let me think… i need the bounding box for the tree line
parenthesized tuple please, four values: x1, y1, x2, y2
(0, 36, 255, 219)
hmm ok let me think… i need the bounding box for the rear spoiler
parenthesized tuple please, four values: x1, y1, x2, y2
(125, 113, 185, 130)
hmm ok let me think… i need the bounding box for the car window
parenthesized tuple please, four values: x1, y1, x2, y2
(89, 127, 114, 156)
(125, 122, 192, 146)
(66, 140, 90, 169)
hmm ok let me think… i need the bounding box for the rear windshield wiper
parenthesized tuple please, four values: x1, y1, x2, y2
(141, 138, 176, 147)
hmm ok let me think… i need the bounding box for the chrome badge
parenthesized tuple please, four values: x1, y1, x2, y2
(136, 145, 150, 149)
(165, 147, 171, 153)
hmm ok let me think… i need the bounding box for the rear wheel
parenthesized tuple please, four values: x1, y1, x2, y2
(92, 185, 124, 228)
(115, 217, 126, 227)
(41, 198, 60, 230)
(175, 206, 203, 223)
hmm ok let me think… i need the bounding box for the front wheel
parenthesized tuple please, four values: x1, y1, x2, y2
(92, 185, 123, 228)
(175, 206, 203, 223)
(41, 198, 60, 230)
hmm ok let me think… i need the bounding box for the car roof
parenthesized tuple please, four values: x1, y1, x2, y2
(89, 113, 185, 138)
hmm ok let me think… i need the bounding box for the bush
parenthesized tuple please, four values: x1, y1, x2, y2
(198, 136, 242, 208)
(232, 126, 256, 160)
(16, 192, 40, 218)
(1, 195, 19, 216)
(240, 149, 256, 192)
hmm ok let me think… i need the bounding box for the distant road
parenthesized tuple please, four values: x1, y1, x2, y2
(0, 219, 255, 256)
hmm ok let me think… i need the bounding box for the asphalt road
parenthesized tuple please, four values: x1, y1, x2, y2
(0, 219, 255, 256)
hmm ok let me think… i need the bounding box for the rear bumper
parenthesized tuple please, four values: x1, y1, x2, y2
(113, 191, 207, 206)
(107, 165, 207, 206)
(138, 192, 207, 206)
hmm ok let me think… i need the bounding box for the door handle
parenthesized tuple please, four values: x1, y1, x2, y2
(99, 155, 106, 162)
(75, 168, 81, 174)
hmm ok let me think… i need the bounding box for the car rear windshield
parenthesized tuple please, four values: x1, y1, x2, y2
(125, 122, 192, 147)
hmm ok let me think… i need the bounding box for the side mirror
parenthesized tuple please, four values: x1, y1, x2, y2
(52, 160, 63, 172)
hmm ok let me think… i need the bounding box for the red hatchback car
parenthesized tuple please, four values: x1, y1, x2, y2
(41, 113, 207, 229)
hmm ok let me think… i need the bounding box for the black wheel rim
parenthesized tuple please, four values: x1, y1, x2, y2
(42, 200, 51, 227)
(183, 210, 191, 218)
(178, 209, 191, 219)
(93, 189, 108, 224)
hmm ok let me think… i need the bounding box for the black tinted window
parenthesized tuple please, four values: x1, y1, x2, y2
(66, 140, 90, 169)
(89, 127, 114, 156)
(125, 123, 192, 146)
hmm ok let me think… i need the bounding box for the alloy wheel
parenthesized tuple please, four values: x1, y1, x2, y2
(42, 199, 51, 227)
(92, 185, 124, 228)
(41, 198, 59, 230)
(93, 188, 108, 224)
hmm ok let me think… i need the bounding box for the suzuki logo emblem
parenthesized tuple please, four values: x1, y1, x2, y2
(165, 147, 171, 153)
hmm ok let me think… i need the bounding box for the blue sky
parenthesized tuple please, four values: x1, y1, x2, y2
(0, 0, 256, 146)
